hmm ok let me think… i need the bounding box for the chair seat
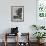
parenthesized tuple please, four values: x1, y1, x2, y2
(6, 33, 17, 36)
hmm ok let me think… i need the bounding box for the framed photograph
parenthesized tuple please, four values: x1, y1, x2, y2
(11, 6, 24, 22)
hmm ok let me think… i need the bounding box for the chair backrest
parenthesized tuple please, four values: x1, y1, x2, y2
(18, 33, 29, 42)
(11, 27, 18, 34)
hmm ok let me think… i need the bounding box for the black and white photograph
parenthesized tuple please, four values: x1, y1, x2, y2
(11, 6, 24, 22)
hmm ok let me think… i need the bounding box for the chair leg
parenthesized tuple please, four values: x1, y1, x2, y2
(4, 41, 7, 46)
(4, 33, 7, 46)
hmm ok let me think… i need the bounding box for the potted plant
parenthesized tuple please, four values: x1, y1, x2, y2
(40, 26, 45, 29)
(33, 32, 46, 43)
(32, 24, 45, 30)
(32, 25, 39, 30)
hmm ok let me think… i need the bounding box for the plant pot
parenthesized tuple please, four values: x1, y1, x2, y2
(40, 38, 45, 43)
(37, 39, 40, 43)
(37, 39, 45, 44)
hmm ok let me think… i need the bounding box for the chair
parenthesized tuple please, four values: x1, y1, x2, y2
(4, 33, 18, 46)
(4, 27, 19, 46)
(18, 33, 30, 46)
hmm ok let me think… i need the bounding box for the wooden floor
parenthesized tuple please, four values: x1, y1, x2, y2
(0, 42, 46, 46)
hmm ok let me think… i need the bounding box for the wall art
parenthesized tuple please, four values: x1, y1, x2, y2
(11, 6, 24, 22)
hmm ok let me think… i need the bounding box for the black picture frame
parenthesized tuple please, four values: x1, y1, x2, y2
(11, 6, 24, 22)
